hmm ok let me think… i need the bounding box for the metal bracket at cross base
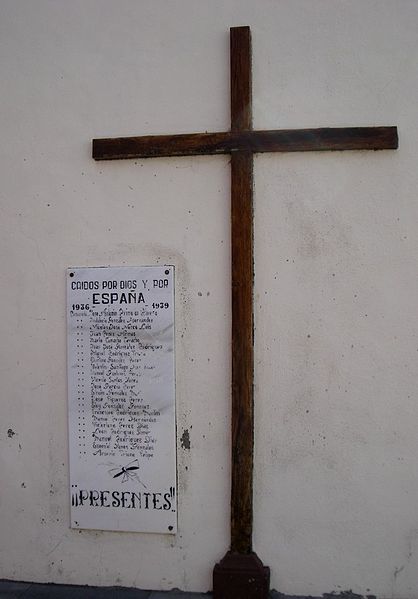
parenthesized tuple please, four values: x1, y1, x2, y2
(213, 551, 270, 599)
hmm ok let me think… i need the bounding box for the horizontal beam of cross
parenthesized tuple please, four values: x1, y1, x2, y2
(93, 126, 398, 161)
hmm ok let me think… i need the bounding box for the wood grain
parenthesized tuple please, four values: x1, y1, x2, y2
(230, 25, 254, 555)
(230, 151, 254, 554)
(230, 26, 252, 132)
(93, 127, 398, 160)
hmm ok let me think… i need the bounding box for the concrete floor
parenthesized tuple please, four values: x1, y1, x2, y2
(0, 581, 210, 599)
(0, 581, 288, 599)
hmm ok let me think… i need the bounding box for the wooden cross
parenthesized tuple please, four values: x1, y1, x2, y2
(93, 26, 398, 599)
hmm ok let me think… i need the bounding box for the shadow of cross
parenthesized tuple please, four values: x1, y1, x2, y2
(92, 26, 398, 599)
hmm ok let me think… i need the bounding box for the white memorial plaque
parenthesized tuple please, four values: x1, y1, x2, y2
(67, 265, 176, 533)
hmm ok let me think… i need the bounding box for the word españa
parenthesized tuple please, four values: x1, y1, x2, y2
(71, 488, 174, 510)
(92, 292, 145, 305)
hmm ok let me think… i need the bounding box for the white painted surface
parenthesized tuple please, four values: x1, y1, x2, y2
(0, 1, 417, 596)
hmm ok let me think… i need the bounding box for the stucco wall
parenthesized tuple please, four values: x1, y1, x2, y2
(1, 1, 417, 596)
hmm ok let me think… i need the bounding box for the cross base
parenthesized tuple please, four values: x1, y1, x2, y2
(213, 551, 270, 599)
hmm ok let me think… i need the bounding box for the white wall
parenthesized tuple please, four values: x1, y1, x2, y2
(0, 1, 417, 596)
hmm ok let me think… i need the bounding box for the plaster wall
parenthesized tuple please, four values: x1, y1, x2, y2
(0, 1, 417, 597)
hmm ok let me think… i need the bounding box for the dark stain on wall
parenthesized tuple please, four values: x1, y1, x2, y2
(180, 429, 191, 450)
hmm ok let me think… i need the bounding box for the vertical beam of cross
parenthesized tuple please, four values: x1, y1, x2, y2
(230, 26, 254, 554)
